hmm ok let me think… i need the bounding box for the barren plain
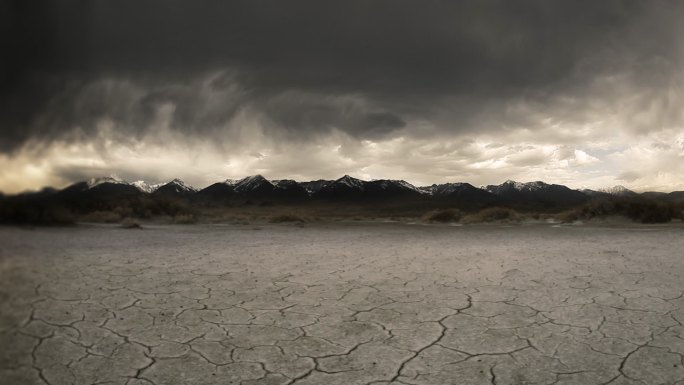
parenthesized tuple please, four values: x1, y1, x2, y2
(1, 222, 683, 385)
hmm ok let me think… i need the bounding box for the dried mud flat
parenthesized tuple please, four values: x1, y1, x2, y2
(1, 222, 683, 385)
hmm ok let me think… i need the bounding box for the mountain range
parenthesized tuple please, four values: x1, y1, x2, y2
(3, 175, 683, 209)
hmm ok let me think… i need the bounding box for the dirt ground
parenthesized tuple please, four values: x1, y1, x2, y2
(1, 221, 683, 385)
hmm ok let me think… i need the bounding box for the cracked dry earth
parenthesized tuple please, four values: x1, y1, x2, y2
(1, 223, 684, 385)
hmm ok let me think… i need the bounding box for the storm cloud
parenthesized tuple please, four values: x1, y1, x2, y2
(2, 0, 684, 192)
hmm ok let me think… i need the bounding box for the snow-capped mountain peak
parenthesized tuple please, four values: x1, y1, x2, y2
(271, 179, 298, 188)
(370, 179, 423, 193)
(87, 176, 127, 189)
(483, 180, 552, 195)
(505, 180, 531, 190)
(299, 180, 332, 194)
(394, 180, 422, 192)
(501, 180, 547, 191)
(335, 175, 365, 190)
(430, 182, 470, 195)
(130, 180, 164, 193)
(165, 178, 196, 192)
(234, 175, 273, 191)
(598, 185, 635, 196)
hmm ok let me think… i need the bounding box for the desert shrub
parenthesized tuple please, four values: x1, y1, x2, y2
(558, 198, 676, 224)
(623, 201, 674, 223)
(674, 204, 684, 220)
(152, 197, 194, 217)
(422, 208, 463, 223)
(122, 197, 155, 218)
(582, 199, 617, 218)
(0, 204, 76, 225)
(80, 210, 122, 223)
(173, 214, 197, 224)
(62, 195, 194, 220)
(463, 207, 520, 223)
(555, 210, 581, 223)
(113, 205, 134, 218)
(121, 219, 142, 229)
(43, 206, 76, 225)
(270, 214, 306, 223)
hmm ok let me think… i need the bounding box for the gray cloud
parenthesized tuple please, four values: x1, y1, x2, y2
(3, 1, 684, 150)
(617, 171, 641, 183)
(2, 0, 684, 192)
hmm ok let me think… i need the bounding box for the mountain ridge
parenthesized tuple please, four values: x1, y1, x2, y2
(6, 176, 684, 197)
(3, 175, 683, 225)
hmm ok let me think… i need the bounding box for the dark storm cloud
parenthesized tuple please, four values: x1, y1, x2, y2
(2, 0, 684, 151)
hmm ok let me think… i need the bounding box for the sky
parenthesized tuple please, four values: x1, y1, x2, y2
(2, 0, 684, 193)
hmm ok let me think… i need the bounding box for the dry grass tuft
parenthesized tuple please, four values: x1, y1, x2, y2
(0, 204, 76, 226)
(269, 214, 307, 223)
(121, 219, 143, 229)
(462, 207, 520, 223)
(81, 210, 122, 223)
(555, 198, 681, 224)
(173, 214, 197, 224)
(422, 208, 463, 223)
